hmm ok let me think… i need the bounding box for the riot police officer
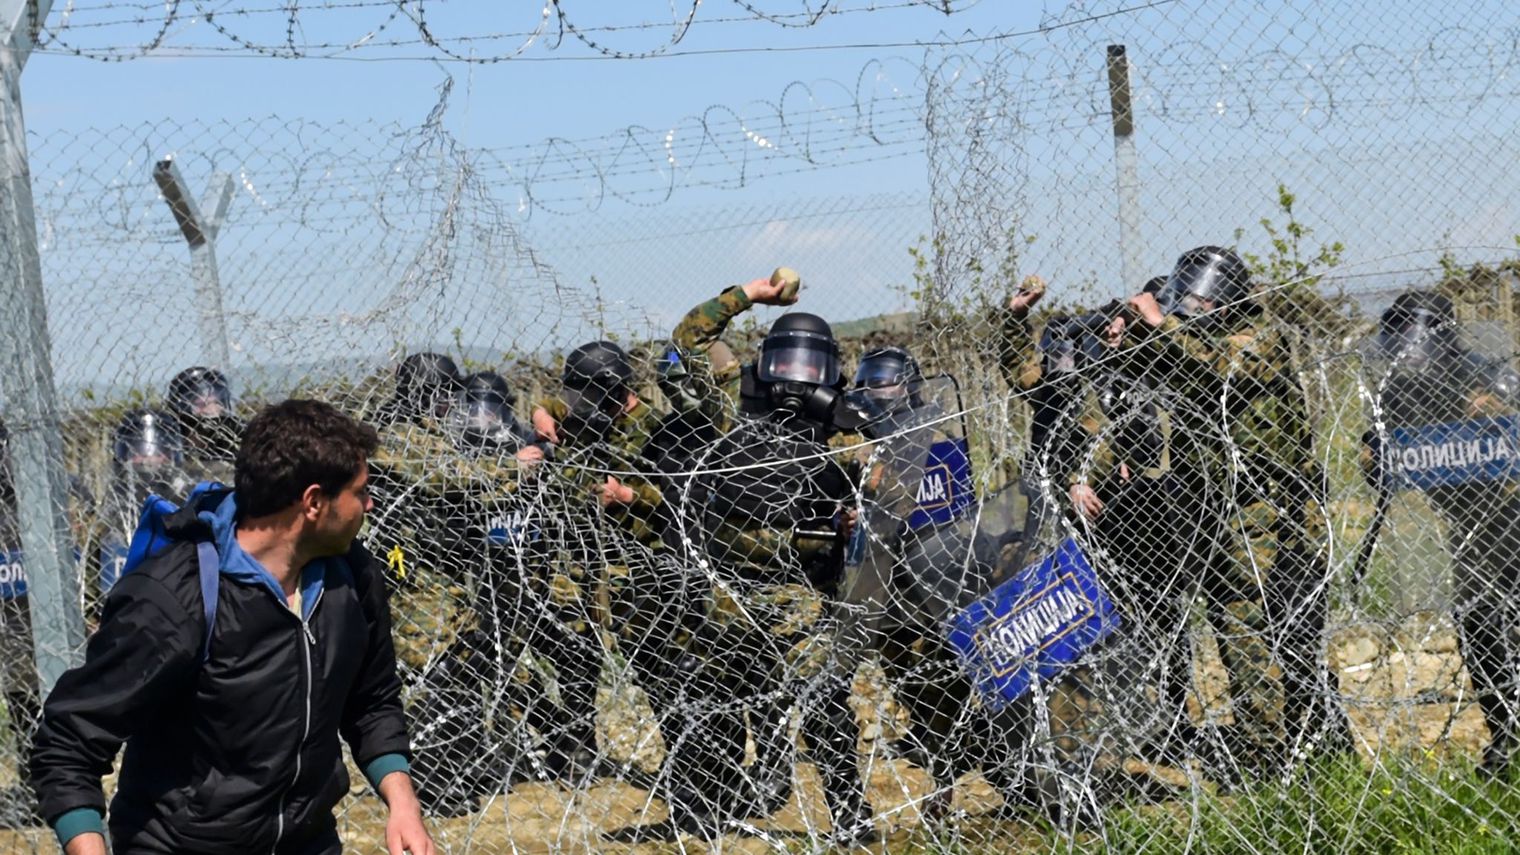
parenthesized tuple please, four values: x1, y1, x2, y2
(448, 371, 537, 453)
(368, 352, 470, 586)
(1124, 245, 1337, 777)
(407, 371, 547, 814)
(376, 352, 464, 428)
(0, 420, 40, 827)
(523, 342, 664, 784)
(165, 366, 240, 484)
(666, 312, 874, 843)
(1363, 291, 1520, 775)
(998, 275, 1109, 570)
(97, 410, 194, 595)
(998, 277, 1174, 818)
(846, 344, 1034, 818)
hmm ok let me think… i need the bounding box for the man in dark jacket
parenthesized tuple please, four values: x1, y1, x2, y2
(31, 399, 434, 855)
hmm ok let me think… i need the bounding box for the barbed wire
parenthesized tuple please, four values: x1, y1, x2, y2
(31, 0, 988, 62)
(13, 1, 1520, 852)
(27, 17, 1520, 234)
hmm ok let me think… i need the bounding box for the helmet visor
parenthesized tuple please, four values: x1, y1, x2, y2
(451, 394, 515, 444)
(757, 332, 840, 386)
(1039, 330, 1080, 375)
(563, 384, 623, 418)
(114, 431, 183, 474)
(854, 356, 910, 389)
(1161, 260, 1233, 316)
(182, 383, 232, 419)
(1378, 311, 1450, 370)
(853, 356, 913, 408)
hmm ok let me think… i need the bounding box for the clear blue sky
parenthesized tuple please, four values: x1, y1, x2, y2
(15, 1, 1520, 395)
(22, 2, 1043, 198)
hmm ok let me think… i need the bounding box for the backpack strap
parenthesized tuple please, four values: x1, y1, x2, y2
(194, 541, 221, 664)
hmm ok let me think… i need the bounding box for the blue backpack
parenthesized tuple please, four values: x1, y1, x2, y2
(120, 481, 230, 664)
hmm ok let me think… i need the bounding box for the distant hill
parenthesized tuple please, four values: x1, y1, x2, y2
(56, 311, 925, 410)
(832, 311, 917, 340)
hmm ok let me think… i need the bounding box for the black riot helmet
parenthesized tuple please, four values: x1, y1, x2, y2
(561, 340, 634, 442)
(1159, 246, 1251, 318)
(564, 340, 634, 396)
(757, 312, 841, 387)
(167, 367, 232, 422)
(1038, 316, 1105, 378)
(1143, 275, 1168, 296)
(450, 371, 521, 449)
(112, 409, 185, 479)
(394, 352, 463, 422)
(755, 313, 844, 427)
(166, 366, 240, 459)
(851, 346, 923, 414)
(1379, 291, 1459, 372)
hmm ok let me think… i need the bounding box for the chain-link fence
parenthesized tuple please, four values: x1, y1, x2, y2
(7, 0, 1520, 852)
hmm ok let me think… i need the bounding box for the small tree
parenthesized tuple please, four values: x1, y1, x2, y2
(1235, 183, 1349, 338)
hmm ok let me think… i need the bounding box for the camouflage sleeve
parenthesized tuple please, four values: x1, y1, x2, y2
(1039, 394, 1110, 489)
(1066, 406, 1113, 489)
(613, 402, 665, 518)
(997, 311, 1043, 393)
(671, 285, 754, 353)
(538, 397, 569, 425)
(1147, 316, 1287, 398)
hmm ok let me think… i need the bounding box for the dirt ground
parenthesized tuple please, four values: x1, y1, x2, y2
(0, 613, 1493, 854)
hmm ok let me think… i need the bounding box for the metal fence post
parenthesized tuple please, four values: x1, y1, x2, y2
(1107, 44, 1146, 293)
(1, 0, 86, 696)
(154, 158, 235, 368)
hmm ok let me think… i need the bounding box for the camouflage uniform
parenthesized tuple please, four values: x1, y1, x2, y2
(670, 285, 752, 427)
(659, 414, 869, 835)
(1133, 311, 1331, 775)
(371, 421, 546, 813)
(525, 397, 665, 780)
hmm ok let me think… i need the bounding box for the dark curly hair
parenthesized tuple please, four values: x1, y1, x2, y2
(235, 399, 378, 518)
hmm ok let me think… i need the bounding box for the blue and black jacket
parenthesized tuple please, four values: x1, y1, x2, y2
(30, 491, 410, 854)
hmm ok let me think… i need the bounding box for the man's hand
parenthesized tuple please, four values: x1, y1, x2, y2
(64, 832, 108, 855)
(531, 407, 560, 444)
(1129, 292, 1165, 327)
(742, 272, 800, 306)
(837, 507, 860, 542)
(1008, 274, 1047, 316)
(378, 772, 436, 855)
(1104, 315, 1127, 349)
(514, 444, 545, 464)
(1070, 484, 1104, 521)
(599, 476, 637, 508)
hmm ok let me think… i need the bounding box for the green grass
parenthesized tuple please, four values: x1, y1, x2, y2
(877, 756, 1520, 854)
